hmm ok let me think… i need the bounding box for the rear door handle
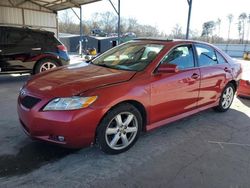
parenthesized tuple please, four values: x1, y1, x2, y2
(191, 73, 199, 79)
(31, 48, 41, 51)
(224, 67, 231, 73)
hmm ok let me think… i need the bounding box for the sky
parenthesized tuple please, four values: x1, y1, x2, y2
(59, 0, 250, 39)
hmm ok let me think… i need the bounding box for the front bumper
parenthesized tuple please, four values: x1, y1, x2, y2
(237, 80, 250, 98)
(60, 58, 70, 66)
(17, 94, 103, 149)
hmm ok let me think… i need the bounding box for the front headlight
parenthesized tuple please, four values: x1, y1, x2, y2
(43, 96, 98, 111)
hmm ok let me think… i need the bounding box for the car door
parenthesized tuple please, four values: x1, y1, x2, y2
(0, 27, 10, 72)
(5, 28, 37, 71)
(0, 27, 3, 72)
(194, 44, 231, 107)
(150, 44, 201, 124)
(0, 27, 3, 55)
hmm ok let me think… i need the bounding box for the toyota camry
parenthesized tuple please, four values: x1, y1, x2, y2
(17, 39, 241, 154)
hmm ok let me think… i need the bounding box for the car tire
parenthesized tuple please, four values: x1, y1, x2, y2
(214, 83, 235, 112)
(34, 58, 59, 74)
(97, 103, 142, 154)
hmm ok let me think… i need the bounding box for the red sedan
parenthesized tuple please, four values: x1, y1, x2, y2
(17, 39, 241, 154)
(238, 61, 250, 98)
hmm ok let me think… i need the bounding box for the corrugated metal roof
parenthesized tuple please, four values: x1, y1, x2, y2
(29, 0, 101, 11)
(4, 0, 101, 11)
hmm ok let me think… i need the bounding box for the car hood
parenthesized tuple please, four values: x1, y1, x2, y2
(25, 63, 136, 97)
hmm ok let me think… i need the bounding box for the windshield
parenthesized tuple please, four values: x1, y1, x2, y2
(92, 42, 164, 71)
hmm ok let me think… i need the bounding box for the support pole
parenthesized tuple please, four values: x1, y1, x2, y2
(117, 0, 120, 44)
(186, 0, 192, 39)
(79, 5, 83, 57)
(108, 0, 121, 44)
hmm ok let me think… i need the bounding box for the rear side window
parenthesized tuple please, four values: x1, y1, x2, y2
(0, 28, 3, 45)
(216, 51, 227, 64)
(195, 44, 218, 67)
(7, 29, 23, 44)
(43, 33, 61, 46)
(161, 45, 195, 70)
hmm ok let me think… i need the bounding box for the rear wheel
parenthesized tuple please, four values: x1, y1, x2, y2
(97, 103, 142, 154)
(34, 58, 59, 74)
(214, 83, 235, 112)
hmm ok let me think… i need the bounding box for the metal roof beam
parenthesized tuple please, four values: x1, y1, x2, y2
(15, 0, 28, 7)
(8, 0, 15, 6)
(69, 0, 80, 8)
(108, 0, 118, 15)
(29, 0, 54, 11)
(71, 8, 80, 20)
(43, 0, 62, 7)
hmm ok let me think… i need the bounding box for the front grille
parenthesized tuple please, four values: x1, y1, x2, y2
(20, 95, 41, 109)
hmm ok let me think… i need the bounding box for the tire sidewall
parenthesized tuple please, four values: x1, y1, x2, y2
(97, 103, 142, 154)
(217, 83, 235, 112)
(34, 58, 59, 74)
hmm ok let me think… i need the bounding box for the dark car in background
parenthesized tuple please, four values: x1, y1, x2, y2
(0, 26, 70, 74)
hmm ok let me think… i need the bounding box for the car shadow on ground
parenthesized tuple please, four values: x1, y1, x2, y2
(237, 96, 250, 107)
(0, 108, 249, 180)
(0, 74, 30, 84)
(0, 74, 31, 84)
(0, 142, 76, 177)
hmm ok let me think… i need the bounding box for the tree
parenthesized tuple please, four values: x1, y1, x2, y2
(58, 9, 82, 34)
(201, 21, 216, 41)
(227, 14, 233, 41)
(238, 20, 243, 43)
(246, 14, 250, 43)
(99, 11, 117, 33)
(216, 18, 221, 37)
(238, 12, 247, 43)
(171, 24, 183, 38)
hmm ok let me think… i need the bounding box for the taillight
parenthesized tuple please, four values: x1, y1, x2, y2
(57, 45, 67, 52)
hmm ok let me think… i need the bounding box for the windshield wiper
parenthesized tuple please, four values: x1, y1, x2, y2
(95, 63, 112, 68)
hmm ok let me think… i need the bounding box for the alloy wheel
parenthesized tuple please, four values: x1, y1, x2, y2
(221, 86, 234, 109)
(105, 112, 138, 150)
(39, 62, 57, 72)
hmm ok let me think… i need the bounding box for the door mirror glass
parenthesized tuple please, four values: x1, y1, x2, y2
(158, 63, 179, 73)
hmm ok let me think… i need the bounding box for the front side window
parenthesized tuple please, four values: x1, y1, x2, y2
(92, 42, 164, 71)
(161, 45, 195, 70)
(195, 44, 218, 67)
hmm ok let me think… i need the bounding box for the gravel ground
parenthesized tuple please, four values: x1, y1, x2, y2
(0, 65, 249, 188)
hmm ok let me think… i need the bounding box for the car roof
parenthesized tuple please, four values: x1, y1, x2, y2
(133, 37, 210, 45)
(0, 25, 54, 35)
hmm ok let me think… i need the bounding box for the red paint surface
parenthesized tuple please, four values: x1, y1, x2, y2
(17, 40, 242, 148)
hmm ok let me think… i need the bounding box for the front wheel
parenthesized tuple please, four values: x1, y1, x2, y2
(214, 83, 235, 112)
(97, 103, 142, 154)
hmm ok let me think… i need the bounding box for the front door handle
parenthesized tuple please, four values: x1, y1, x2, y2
(31, 48, 41, 51)
(224, 67, 231, 73)
(191, 73, 199, 79)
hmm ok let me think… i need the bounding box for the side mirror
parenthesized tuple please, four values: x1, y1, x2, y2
(157, 63, 179, 73)
(85, 55, 92, 61)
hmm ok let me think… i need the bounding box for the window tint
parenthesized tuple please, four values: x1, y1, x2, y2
(216, 51, 227, 64)
(0, 28, 3, 45)
(7, 30, 24, 44)
(162, 45, 194, 69)
(195, 44, 218, 66)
